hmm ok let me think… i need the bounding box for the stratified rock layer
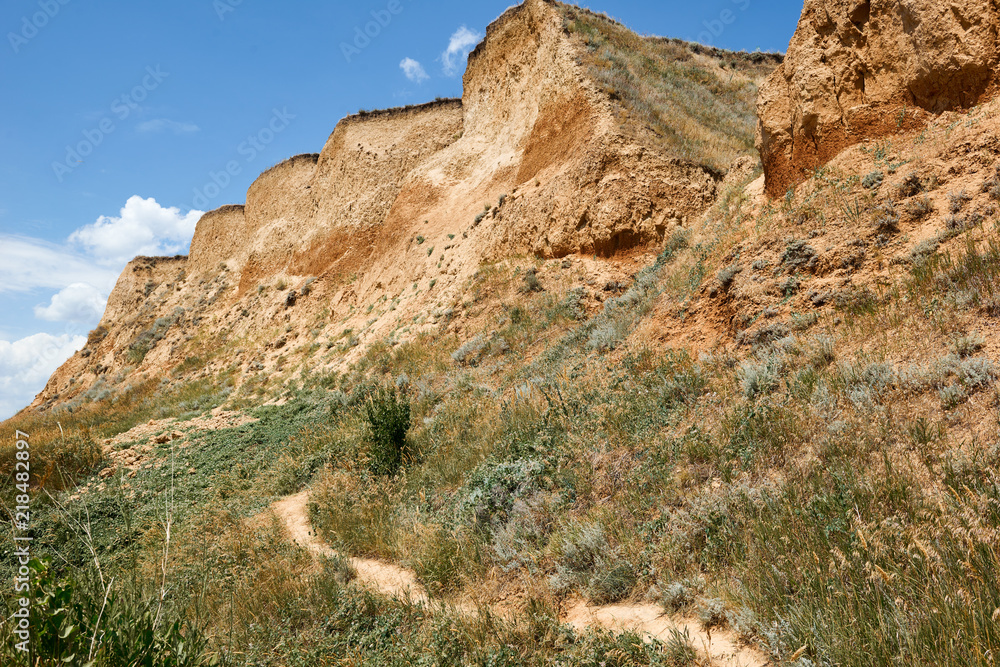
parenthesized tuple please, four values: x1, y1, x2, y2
(757, 0, 1000, 195)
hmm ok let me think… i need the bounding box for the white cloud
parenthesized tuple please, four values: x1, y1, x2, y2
(0, 195, 206, 417)
(136, 119, 200, 135)
(0, 236, 119, 294)
(442, 26, 482, 76)
(34, 283, 108, 324)
(69, 195, 204, 267)
(400, 57, 429, 84)
(0, 333, 86, 420)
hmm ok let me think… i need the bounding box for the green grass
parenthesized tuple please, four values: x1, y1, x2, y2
(561, 6, 780, 171)
(6, 190, 1000, 666)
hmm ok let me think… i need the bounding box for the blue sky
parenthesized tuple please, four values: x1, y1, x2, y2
(0, 0, 801, 419)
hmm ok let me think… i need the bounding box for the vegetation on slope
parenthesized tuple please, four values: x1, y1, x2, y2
(558, 4, 782, 172)
(7, 14, 1000, 667)
(4, 154, 1000, 665)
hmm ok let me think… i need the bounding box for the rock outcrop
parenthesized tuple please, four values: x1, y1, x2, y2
(25, 0, 777, 415)
(757, 0, 1000, 196)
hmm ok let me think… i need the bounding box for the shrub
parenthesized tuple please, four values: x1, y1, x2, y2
(862, 171, 884, 189)
(874, 200, 900, 233)
(521, 268, 544, 293)
(452, 335, 488, 365)
(550, 522, 636, 604)
(895, 172, 923, 198)
(661, 580, 698, 611)
(948, 190, 971, 213)
(782, 240, 817, 272)
(717, 264, 743, 289)
(126, 316, 175, 364)
(738, 353, 782, 399)
(697, 597, 729, 630)
(364, 387, 411, 476)
(908, 238, 939, 265)
(955, 356, 996, 390)
(952, 332, 985, 358)
(0, 559, 208, 667)
(905, 196, 933, 218)
(459, 458, 546, 530)
(586, 321, 623, 352)
(86, 325, 108, 348)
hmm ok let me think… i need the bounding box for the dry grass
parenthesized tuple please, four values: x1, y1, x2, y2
(560, 5, 781, 171)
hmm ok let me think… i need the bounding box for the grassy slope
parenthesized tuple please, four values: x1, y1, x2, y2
(5, 15, 1000, 667)
(558, 4, 782, 172)
(5, 162, 1000, 663)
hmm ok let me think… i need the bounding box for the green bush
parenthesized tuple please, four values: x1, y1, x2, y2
(0, 559, 209, 667)
(364, 387, 411, 476)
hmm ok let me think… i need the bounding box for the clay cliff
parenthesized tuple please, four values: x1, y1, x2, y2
(757, 0, 1000, 195)
(26, 0, 775, 414)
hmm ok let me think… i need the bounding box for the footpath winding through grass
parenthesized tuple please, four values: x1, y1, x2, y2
(272, 488, 767, 667)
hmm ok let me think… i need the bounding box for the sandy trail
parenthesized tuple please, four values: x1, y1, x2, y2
(272, 491, 429, 603)
(272, 490, 768, 667)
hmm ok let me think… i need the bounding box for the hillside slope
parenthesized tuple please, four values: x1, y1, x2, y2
(13, 0, 1000, 666)
(24, 0, 777, 418)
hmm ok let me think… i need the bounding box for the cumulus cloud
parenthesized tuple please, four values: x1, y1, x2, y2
(0, 333, 86, 420)
(136, 119, 200, 135)
(69, 195, 204, 266)
(34, 283, 108, 324)
(400, 57, 429, 83)
(0, 236, 119, 295)
(442, 26, 482, 76)
(0, 195, 206, 416)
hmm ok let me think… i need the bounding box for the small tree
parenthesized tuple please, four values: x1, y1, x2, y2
(365, 387, 411, 476)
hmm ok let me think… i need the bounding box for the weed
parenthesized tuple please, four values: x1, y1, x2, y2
(663, 627, 698, 666)
(952, 332, 985, 358)
(905, 196, 933, 218)
(907, 417, 944, 446)
(717, 264, 743, 289)
(364, 387, 411, 476)
(521, 268, 544, 293)
(862, 171, 884, 189)
(561, 7, 770, 171)
(895, 172, 923, 198)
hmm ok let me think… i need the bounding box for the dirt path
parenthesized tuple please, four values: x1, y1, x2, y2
(272, 490, 768, 667)
(272, 491, 429, 603)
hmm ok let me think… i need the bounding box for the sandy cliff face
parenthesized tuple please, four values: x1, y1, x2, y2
(27, 0, 765, 414)
(758, 0, 1000, 195)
